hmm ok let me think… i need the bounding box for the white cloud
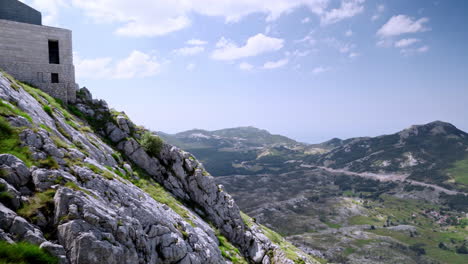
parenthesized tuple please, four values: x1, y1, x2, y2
(173, 46, 205, 56)
(371, 4, 384, 21)
(295, 34, 316, 45)
(28, 0, 367, 37)
(345, 30, 353, 37)
(23, 0, 67, 25)
(74, 55, 113, 80)
(349, 52, 359, 58)
(323, 38, 355, 54)
(286, 50, 311, 57)
(263, 58, 289, 69)
(239, 62, 254, 71)
(320, 0, 365, 25)
(186, 63, 196, 71)
(63, 0, 330, 37)
(417, 45, 429, 53)
(301, 17, 311, 23)
(377, 15, 430, 38)
(187, 39, 208, 45)
(211, 34, 284, 61)
(394, 38, 420, 48)
(74, 50, 160, 80)
(312, 66, 331, 74)
(377, 4, 385, 12)
(400, 45, 429, 56)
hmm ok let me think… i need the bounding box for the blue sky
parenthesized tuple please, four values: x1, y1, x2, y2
(22, 0, 468, 143)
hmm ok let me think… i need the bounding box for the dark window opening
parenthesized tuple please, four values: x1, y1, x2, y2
(51, 73, 59, 83)
(48, 40, 60, 64)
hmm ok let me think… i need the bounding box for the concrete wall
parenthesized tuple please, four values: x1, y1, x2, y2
(0, 19, 76, 102)
(0, 0, 42, 25)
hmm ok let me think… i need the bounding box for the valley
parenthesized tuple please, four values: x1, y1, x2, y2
(160, 124, 468, 264)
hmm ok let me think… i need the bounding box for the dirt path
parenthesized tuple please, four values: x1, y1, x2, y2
(317, 166, 465, 196)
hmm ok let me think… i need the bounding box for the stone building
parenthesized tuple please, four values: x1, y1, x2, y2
(0, 0, 77, 103)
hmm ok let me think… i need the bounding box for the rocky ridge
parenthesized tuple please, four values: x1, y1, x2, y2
(0, 71, 315, 264)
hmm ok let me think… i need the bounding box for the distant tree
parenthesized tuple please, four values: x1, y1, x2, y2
(438, 242, 448, 250)
(456, 245, 468, 254)
(409, 243, 426, 255)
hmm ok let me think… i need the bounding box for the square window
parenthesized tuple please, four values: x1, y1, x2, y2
(51, 73, 59, 83)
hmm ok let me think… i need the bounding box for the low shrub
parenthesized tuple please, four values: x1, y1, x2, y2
(43, 106, 53, 116)
(0, 117, 13, 136)
(0, 183, 14, 208)
(141, 132, 163, 157)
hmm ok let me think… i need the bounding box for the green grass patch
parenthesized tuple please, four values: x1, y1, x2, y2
(38, 157, 59, 170)
(51, 136, 69, 149)
(343, 247, 356, 256)
(364, 194, 468, 264)
(0, 117, 33, 167)
(18, 189, 56, 219)
(0, 183, 14, 208)
(240, 212, 255, 228)
(0, 117, 13, 135)
(342, 190, 355, 197)
(260, 225, 315, 264)
(353, 239, 376, 247)
(135, 178, 194, 226)
(85, 163, 102, 174)
(216, 231, 248, 264)
(370, 228, 468, 264)
(102, 171, 114, 180)
(0, 100, 32, 123)
(39, 124, 52, 133)
(348, 215, 382, 226)
(324, 222, 341, 229)
(0, 241, 58, 264)
(42, 106, 53, 116)
(446, 156, 468, 189)
(64, 181, 92, 196)
(20, 82, 83, 126)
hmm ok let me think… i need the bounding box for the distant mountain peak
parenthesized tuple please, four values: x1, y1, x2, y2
(399, 121, 464, 139)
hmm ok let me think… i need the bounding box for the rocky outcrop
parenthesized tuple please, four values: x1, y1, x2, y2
(73, 81, 301, 264)
(0, 72, 314, 263)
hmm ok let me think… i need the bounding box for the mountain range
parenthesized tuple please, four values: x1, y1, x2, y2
(160, 122, 468, 264)
(160, 121, 468, 192)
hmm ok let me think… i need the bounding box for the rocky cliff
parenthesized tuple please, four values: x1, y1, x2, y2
(0, 71, 316, 264)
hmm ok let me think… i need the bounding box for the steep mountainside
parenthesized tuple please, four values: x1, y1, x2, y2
(0, 71, 318, 264)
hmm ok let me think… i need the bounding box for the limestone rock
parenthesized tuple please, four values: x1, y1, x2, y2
(0, 154, 31, 187)
(32, 169, 76, 191)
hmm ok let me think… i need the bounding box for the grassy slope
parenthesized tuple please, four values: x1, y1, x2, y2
(349, 195, 468, 264)
(446, 156, 468, 191)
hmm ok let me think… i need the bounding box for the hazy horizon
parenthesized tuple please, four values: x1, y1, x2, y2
(22, 0, 468, 143)
(158, 119, 468, 145)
